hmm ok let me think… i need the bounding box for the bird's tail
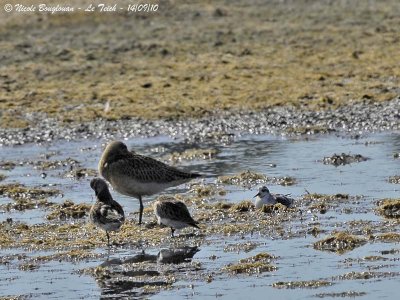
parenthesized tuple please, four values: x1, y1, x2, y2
(189, 173, 202, 179)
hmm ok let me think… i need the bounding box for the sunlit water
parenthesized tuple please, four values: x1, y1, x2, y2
(1, 132, 399, 299)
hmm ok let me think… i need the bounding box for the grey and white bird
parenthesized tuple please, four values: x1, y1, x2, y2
(89, 178, 125, 246)
(254, 186, 294, 209)
(99, 141, 201, 225)
(154, 197, 200, 237)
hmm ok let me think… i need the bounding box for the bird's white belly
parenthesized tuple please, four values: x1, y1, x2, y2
(255, 195, 276, 209)
(112, 176, 175, 197)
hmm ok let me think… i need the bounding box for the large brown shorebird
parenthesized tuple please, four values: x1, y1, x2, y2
(89, 178, 125, 246)
(99, 141, 201, 225)
(154, 196, 199, 237)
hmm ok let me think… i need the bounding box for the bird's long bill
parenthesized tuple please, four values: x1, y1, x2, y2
(253, 192, 260, 198)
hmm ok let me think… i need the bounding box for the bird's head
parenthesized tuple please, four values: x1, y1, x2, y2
(254, 186, 270, 198)
(102, 141, 130, 162)
(90, 178, 109, 196)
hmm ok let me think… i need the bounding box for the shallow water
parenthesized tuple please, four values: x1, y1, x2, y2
(1, 132, 399, 299)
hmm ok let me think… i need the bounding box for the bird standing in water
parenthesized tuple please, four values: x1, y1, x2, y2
(154, 196, 200, 237)
(98, 141, 201, 225)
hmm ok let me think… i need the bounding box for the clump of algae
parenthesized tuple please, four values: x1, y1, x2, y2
(313, 232, 367, 254)
(388, 176, 400, 184)
(1, 198, 55, 211)
(259, 203, 289, 213)
(217, 170, 267, 186)
(272, 280, 332, 289)
(46, 200, 91, 220)
(224, 261, 277, 274)
(376, 199, 400, 219)
(190, 184, 226, 197)
(308, 202, 329, 214)
(229, 200, 254, 212)
(335, 271, 400, 280)
(0, 161, 16, 171)
(212, 201, 233, 210)
(373, 233, 400, 243)
(0, 296, 26, 300)
(163, 148, 219, 163)
(199, 201, 232, 210)
(223, 242, 258, 253)
(268, 176, 297, 186)
(0, 184, 61, 200)
(224, 252, 277, 274)
(239, 252, 276, 263)
(314, 291, 366, 298)
(322, 153, 369, 166)
(303, 193, 349, 201)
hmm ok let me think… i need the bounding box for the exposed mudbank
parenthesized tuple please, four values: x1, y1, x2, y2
(1, 98, 400, 146)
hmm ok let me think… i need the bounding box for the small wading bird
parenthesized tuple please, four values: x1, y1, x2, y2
(99, 141, 201, 225)
(154, 197, 200, 237)
(89, 178, 125, 246)
(254, 186, 294, 209)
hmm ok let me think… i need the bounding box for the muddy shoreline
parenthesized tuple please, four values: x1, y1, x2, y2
(1, 98, 400, 146)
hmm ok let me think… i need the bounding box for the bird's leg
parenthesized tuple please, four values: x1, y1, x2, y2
(138, 195, 144, 225)
(106, 231, 110, 247)
(170, 228, 175, 238)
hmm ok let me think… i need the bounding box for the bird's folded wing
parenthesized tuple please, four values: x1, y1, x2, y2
(110, 153, 198, 183)
(275, 195, 294, 207)
(158, 201, 197, 224)
(99, 205, 125, 223)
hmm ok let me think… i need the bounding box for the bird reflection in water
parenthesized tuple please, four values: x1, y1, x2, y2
(91, 246, 200, 298)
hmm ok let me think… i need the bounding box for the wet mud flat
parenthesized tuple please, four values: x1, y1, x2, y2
(1, 132, 400, 299)
(1, 96, 400, 146)
(1, 0, 400, 130)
